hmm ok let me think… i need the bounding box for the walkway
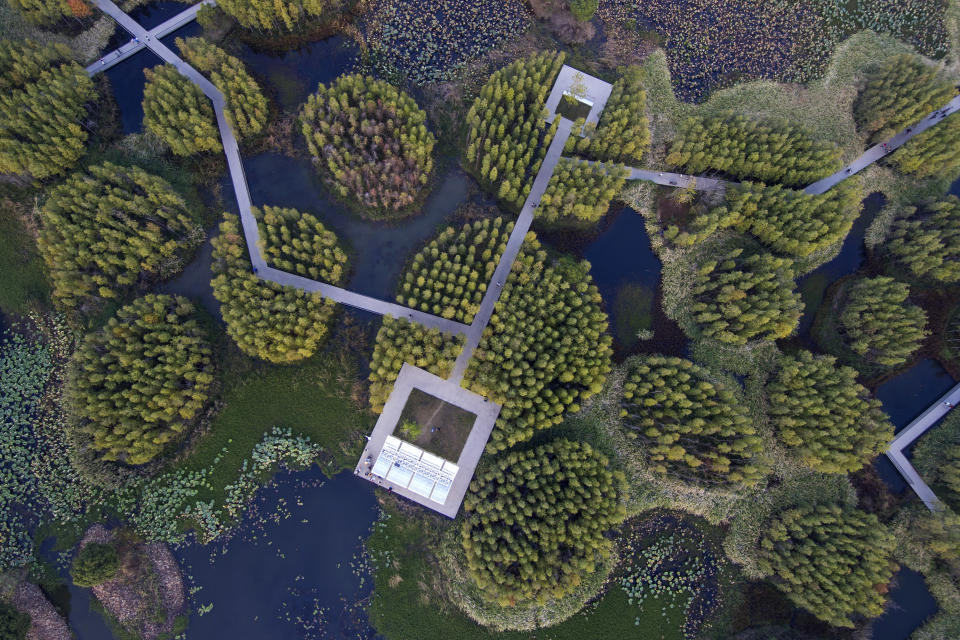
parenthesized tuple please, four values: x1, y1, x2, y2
(886, 383, 960, 510)
(449, 120, 574, 383)
(88, 0, 467, 336)
(85, 0, 214, 74)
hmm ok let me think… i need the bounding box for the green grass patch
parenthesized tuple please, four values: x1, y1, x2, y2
(0, 200, 49, 314)
(171, 349, 373, 507)
(397, 388, 476, 461)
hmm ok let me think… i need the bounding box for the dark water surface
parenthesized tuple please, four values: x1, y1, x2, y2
(237, 152, 478, 300)
(176, 469, 378, 639)
(870, 568, 939, 640)
(159, 224, 221, 318)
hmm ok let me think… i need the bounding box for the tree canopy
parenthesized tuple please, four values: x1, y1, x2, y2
(177, 36, 268, 140)
(854, 54, 954, 143)
(9, 0, 87, 24)
(666, 112, 842, 186)
(0, 600, 29, 640)
(37, 162, 203, 312)
(216, 0, 344, 32)
(766, 351, 893, 473)
(838, 276, 927, 367)
(370, 219, 611, 451)
(255, 205, 347, 282)
(68, 295, 213, 465)
(465, 51, 565, 211)
(0, 39, 95, 179)
(461, 440, 626, 603)
(678, 180, 862, 256)
(939, 446, 960, 509)
(756, 503, 897, 627)
(71, 542, 120, 587)
(300, 74, 435, 216)
(888, 112, 960, 178)
(142, 64, 222, 156)
(620, 356, 767, 487)
(691, 248, 802, 344)
(569, 65, 650, 165)
(884, 196, 960, 283)
(536, 158, 628, 225)
(211, 211, 341, 363)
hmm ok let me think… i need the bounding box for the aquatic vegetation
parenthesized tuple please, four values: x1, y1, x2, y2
(620, 356, 767, 487)
(617, 514, 724, 639)
(598, 0, 949, 102)
(299, 74, 435, 216)
(362, 0, 532, 84)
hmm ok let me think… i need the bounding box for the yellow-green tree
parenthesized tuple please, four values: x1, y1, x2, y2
(884, 196, 960, 283)
(8, 0, 88, 25)
(211, 211, 343, 363)
(756, 503, 897, 627)
(68, 295, 213, 465)
(300, 74, 435, 216)
(0, 39, 95, 179)
(766, 351, 892, 473)
(142, 64, 221, 156)
(37, 162, 203, 312)
(461, 440, 626, 603)
(177, 36, 268, 140)
(217, 0, 344, 32)
(838, 276, 928, 367)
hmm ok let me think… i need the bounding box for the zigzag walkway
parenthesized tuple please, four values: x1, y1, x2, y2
(89, 0, 469, 336)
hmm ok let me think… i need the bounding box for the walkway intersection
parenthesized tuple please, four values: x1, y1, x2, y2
(88, 0, 960, 515)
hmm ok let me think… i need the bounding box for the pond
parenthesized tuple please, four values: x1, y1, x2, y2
(237, 152, 479, 301)
(873, 359, 958, 494)
(103, 2, 202, 135)
(582, 206, 662, 351)
(159, 223, 221, 319)
(796, 192, 885, 337)
(64, 469, 380, 640)
(870, 567, 939, 640)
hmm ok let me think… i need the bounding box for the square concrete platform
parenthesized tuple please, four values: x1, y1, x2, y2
(354, 363, 501, 518)
(544, 64, 613, 132)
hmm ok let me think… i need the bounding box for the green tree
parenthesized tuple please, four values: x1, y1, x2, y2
(691, 248, 802, 344)
(299, 74, 435, 216)
(536, 158, 628, 225)
(142, 64, 221, 156)
(940, 446, 960, 506)
(579, 65, 650, 164)
(854, 54, 954, 143)
(755, 503, 896, 627)
(884, 196, 960, 283)
(620, 356, 767, 487)
(567, 0, 597, 22)
(766, 351, 892, 473)
(216, 0, 344, 32)
(465, 51, 566, 211)
(0, 39, 95, 179)
(8, 0, 84, 24)
(0, 601, 30, 640)
(71, 542, 120, 587)
(888, 112, 960, 178)
(68, 295, 213, 465)
(370, 218, 611, 450)
(666, 112, 842, 186)
(177, 36, 268, 140)
(37, 162, 203, 312)
(211, 211, 344, 363)
(838, 276, 927, 367)
(461, 440, 626, 603)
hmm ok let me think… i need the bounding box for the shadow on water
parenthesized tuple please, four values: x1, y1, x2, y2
(176, 469, 379, 640)
(870, 568, 939, 640)
(235, 36, 360, 112)
(796, 192, 886, 337)
(159, 224, 221, 319)
(234, 152, 478, 300)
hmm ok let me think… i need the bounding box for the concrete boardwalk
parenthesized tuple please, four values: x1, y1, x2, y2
(85, 0, 214, 74)
(354, 364, 501, 518)
(886, 383, 960, 510)
(449, 120, 575, 383)
(89, 0, 467, 335)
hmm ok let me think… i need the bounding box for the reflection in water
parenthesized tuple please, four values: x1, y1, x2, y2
(870, 568, 938, 640)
